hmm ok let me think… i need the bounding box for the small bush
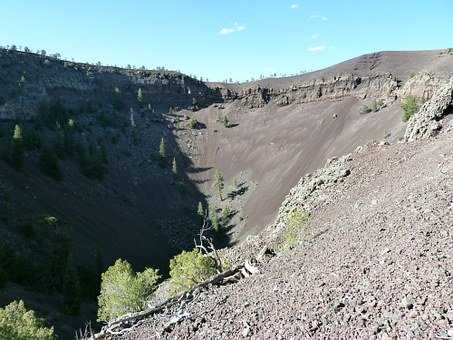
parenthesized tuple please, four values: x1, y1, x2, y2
(360, 99, 384, 114)
(97, 259, 160, 322)
(222, 115, 232, 128)
(402, 96, 419, 122)
(0, 300, 54, 340)
(360, 105, 372, 114)
(189, 117, 198, 129)
(279, 210, 310, 251)
(169, 249, 217, 295)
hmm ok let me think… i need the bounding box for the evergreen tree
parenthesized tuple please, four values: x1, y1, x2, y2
(13, 124, 22, 141)
(221, 205, 231, 223)
(10, 125, 24, 171)
(137, 88, 144, 105)
(197, 202, 204, 218)
(158, 138, 166, 160)
(0, 300, 55, 340)
(169, 249, 217, 295)
(209, 207, 220, 232)
(97, 259, 160, 322)
(172, 157, 178, 176)
(213, 169, 224, 201)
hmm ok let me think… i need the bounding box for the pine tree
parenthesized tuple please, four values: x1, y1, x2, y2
(10, 124, 24, 170)
(13, 124, 22, 141)
(222, 205, 231, 222)
(209, 207, 220, 232)
(159, 138, 166, 160)
(137, 88, 144, 105)
(213, 169, 224, 201)
(172, 157, 178, 176)
(197, 202, 204, 218)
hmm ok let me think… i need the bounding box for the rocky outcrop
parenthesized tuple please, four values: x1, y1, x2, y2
(404, 77, 453, 141)
(398, 72, 446, 102)
(0, 49, 222, 120)
(219, 73, 399, 108)
(267, 155, 352, 246)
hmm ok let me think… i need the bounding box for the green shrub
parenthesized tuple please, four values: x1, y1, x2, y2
(169, 249, 217, 295)
(97, 259, 160, 322)
(172, 157, 178, 176)
(212, 169, 224, 201)
(279, 209, 310, 251)
(197, 202, 204, 218)
(360, 99, 384, 114)
(402, 96, 419, 122)
(0, 300, 54, 340)
(158, 137, 166, 159)
(189, 117, 198, 129)
(222, 115, 232, 128)
(360, 105, 372, 114)
(209, 207, 220, 232)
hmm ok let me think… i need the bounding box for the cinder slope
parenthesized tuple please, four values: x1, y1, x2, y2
(114, 122, 453, 340)
(188, 50, 453, 240)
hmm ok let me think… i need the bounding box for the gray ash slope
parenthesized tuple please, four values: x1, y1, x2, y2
(113, 120, 453, 340)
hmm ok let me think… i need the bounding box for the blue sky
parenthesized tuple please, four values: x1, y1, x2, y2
(1, 1, 452, 82)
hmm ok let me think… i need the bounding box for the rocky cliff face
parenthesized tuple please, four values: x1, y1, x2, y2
(404, 77, 453, 141)
(398, 72, 447, 102)
(216, 73, 400, 109)
(0, 49, 222, 120)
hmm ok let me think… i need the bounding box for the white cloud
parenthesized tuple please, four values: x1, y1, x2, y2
(311, 33, 320, 40)
(307, 45, 327, 53)
(219, 23, 246, 35)
(309, 15, 328, 21)
(290, 4, 299, 9)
